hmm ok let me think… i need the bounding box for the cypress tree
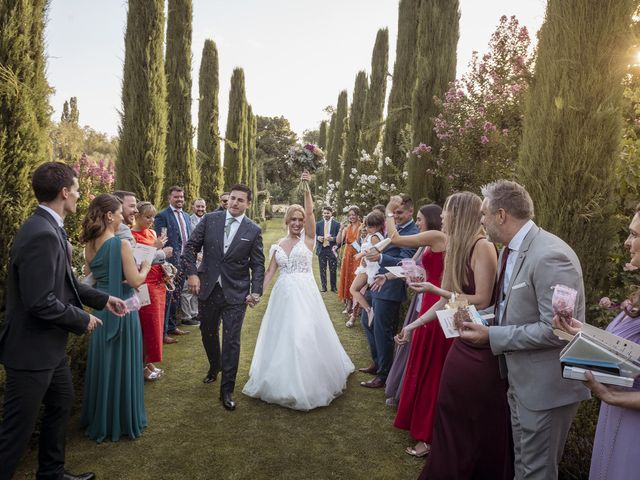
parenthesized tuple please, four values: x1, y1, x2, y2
(117, 0, 167, 206)
(0, 0, 50, 316)
(408, 0, 460, 204)
(381, 0, 419, 181)
(69, 96, 79, 125)
(317, 120, 328, 187)
(518, 0, 635, 299)
(318, 120, 328, 150)
(328, 90, 348, 183)
(247, 110, 258, 217)
(339, 71, 369, 207)
(196, 39, 223, 207)
(361, 28, 389, 155)
(326, 112, 336, 161)
(61, 100, 70, 122)
(29, 0, 50, 152)
(224, 68, 246, 188)
(165, 0, 198, 201)
(241, 102, 250, 185)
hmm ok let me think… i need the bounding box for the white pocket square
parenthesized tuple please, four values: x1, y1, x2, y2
(240, 238, 251, 242)
(512, 282, 528, 290)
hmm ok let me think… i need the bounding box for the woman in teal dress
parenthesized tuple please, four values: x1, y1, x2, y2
(80, 194, 151, 442)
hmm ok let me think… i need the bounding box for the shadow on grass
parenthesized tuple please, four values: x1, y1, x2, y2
(11, 219, 422, 479)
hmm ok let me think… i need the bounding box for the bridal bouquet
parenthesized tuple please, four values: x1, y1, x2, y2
(286, 144, 326, 192)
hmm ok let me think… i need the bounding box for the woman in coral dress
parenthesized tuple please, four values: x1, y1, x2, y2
(131, 201, 170, 381)
(337, 206, 362, 317)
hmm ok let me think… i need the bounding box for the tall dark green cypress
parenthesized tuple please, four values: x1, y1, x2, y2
(361, 28, 389, 155)
(241, 102, 250, 185)
(247, 110, 258, 217)
(196, 39, 223, 207)
(165, 0, 198, 201)
(339, 71, 369, 207)
(326, 112, 336, 162)
(117, 0, 167, 206)
(0, 0, 50, 316)
(518, 0, 635, 298)
(318, 120, 328, 150)
(328, 90, 348, 183)
(224, 68, 246, 188)
(317, 120, 328, 186)
(408, 0, 459, 204)
(381, 0, 419, 181)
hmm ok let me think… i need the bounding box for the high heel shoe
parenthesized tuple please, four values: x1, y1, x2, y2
(144, 366, 161, 381)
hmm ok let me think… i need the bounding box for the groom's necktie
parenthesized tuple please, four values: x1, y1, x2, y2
(224, 217, 236, 255)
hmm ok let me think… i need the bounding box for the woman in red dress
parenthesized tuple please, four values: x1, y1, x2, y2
(132, 201, 170, 381)
(336, 206, 362, 324)
(397, 192, 513, 480)
(381, 202, 448, 458)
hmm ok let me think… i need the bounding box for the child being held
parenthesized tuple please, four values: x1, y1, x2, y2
(348, 210, 386, 327)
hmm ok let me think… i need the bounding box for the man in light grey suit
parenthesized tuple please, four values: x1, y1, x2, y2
(461, 180, 590, 480)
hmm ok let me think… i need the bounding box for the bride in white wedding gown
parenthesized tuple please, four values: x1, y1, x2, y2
(243, 172, 354, 411)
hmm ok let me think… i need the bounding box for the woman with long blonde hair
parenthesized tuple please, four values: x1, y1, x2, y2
(393, 191, 513, 479)
(243, 172, 354, 410)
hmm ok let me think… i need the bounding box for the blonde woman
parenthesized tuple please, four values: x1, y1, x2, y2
(393, 192, 512, 479)
(243, 172, 354, 410)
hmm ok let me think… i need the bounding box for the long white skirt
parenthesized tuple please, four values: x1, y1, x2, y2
(243, 272, 354, 411)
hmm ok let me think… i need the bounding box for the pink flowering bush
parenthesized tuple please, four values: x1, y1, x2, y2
(66, 153, 116, 269)
(426, 15, 533, 193)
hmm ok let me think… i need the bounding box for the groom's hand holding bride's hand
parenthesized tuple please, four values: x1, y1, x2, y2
(245, 293, 261, 308)
(187, 275, 200, 295)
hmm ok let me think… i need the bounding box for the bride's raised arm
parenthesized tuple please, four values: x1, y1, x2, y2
(301, 171, 316, 247)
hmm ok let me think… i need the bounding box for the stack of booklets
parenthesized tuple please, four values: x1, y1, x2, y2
(558, 323, 640, 387)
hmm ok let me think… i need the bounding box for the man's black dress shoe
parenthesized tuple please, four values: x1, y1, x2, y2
(320, 288, 327, 293)
(63, 471, 96, 480)
(220, 391, 236, 411)
(331, 288, 337, 292)
(203, 371, 217, 384)
(182, 318, 200, 326)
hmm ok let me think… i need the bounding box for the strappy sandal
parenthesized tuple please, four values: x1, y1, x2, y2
(345, 314, 356, 328)
(144, 366, 161, 381)
(405, 442, 431, 458)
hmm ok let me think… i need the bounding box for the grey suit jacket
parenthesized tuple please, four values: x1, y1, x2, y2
(182, 211, 265, 304)
(488, 224, 590, 411)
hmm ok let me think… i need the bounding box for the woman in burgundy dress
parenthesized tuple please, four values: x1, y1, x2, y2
(397, 192, 513, 480)
(131, 202, 170, 381)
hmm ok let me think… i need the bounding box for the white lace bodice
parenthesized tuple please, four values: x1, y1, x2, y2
(270, 239, 313, 275)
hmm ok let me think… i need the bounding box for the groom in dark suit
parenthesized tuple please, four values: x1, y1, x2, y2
(0, 162, 126, 480)
(183, 184, 265, 411)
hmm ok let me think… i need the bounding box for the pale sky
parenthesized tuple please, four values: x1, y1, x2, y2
(45, 0, 546, 141)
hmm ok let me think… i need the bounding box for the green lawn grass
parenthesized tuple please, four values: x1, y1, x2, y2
(13, 219, 423, 479)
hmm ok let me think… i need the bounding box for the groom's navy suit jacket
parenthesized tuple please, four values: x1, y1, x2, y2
(370, 220, 419, 303)
(182, 211, 265, 304)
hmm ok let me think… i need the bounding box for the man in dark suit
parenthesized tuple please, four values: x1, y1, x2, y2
(361, 194, 418, 388)
(315, 206, 340, 292)
(215, 192, 229, 212)
(0, 162, 126, 480)
(154, 186, 193, 342)
(183, 184, 265, 411)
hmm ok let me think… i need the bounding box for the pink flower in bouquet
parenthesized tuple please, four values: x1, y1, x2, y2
(598, 297, 612, 308)
(480, 135, 490, 145)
